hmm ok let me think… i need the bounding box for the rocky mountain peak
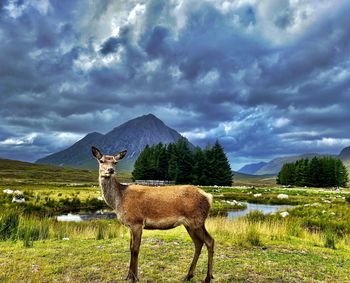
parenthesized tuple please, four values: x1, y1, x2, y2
(36, 114, 191, 171)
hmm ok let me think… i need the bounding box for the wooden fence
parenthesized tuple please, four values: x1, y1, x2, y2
(135, 180, 176, 186)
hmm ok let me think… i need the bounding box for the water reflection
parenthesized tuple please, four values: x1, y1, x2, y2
(57, 203, 294, 222)
(57, 211, 116, 222)
(227, 202, 294, 218)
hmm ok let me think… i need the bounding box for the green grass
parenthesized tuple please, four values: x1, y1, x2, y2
(203, 185, 350, 205)
(1, 159, 350, 281)
(0, 158, 132, 185)
(233, 171, 277, 186)
(0, 217, 350, 282)
(0, 158, 131, 215)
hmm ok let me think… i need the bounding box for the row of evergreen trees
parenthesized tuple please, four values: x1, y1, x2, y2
(277, 156, 348, 187)
(132, 138, 233, 186)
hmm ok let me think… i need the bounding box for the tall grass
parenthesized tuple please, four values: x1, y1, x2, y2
(205, 216, 349, 249)
(1, 209, 349, 251)
(324, 229, 337, 249)
(0, 211, 19, 240)
(245, 226, 263, 246)
(0, 210, 124, 246)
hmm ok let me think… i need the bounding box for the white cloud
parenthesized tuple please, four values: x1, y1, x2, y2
(52, 132, 84, 147)
(275, 117, 290, 128)
(255, 0, 340, 46)
(181, 131, 207, 139)
(127, 3, 146, 24)
(316, 137, 350, 147)
(0, 133, 37, 145)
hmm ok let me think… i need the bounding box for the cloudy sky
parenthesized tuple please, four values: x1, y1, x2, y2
(1, 0, 350, 170)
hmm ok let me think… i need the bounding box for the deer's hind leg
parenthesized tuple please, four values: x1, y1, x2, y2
(194, 225, 214, 283)
(184, 226, 204, 281)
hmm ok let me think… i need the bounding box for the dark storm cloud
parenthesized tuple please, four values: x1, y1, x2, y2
(100, 37, 122, 55)
(1, 0, 350, 168)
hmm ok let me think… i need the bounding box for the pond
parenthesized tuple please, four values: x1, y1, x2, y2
(57, 202, 294, 222)
(56, 210, 116, 222)
(227, 202, 294, 219)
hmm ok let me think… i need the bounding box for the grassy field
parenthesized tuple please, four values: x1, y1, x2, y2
(1, 159, 350, 282)
(1, 216, 350, 282)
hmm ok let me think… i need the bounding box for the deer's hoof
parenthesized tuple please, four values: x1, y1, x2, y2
(125, 272, 138, 282)
(184, 274, 194, 281)
(203, 275, 214, 283)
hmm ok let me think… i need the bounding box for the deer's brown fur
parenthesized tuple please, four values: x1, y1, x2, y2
(92, 146, 214, 283)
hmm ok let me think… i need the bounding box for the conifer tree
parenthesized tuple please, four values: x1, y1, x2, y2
(132, 139, 234, 186)
(173, 138, 193, 184)
(277, 156, 348, 187)
(208, 140, 233, 186)
(132, 145, 151, 180)
(192, 147, 208, 185)
(167, 142, 179, 181)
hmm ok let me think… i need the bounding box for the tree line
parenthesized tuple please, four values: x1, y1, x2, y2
(277, 156, 348, 187)
(132, 138, 233, 186)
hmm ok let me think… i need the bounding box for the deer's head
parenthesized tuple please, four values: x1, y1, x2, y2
(91, 146, 127, 178)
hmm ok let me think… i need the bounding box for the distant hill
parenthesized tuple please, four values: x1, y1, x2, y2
(0, 158, 96, 184)
(255, 153, 327, 175)
(36, 114, 192, 171)
(238, 162, 267, 174)
(241, 146, 350, 176)
(339, 146, 350, 172)
(339, 146, 350, 161)
(233, 171, 276, 186)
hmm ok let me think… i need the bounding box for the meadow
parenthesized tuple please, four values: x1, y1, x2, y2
(1, 159, 350, 282)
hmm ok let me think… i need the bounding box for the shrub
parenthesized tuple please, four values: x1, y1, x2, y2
(0, 211, 19, 240)
(324, 230, 336, 249)
(286, 220, 303, 237)
(246, 210, 266, 223)
(246, 226, 263, 246)
(96, 223, 105, 240)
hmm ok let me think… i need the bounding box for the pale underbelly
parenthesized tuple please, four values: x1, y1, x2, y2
(143, 217, 187, 230)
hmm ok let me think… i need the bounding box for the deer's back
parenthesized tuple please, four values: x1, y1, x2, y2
(119, 185, 212, 229)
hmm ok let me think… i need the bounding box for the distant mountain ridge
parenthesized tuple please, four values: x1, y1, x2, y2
(238, 151, 350, 176)
(36, 114, 192, 171)
(339, 146, 350, 171)
(339, 146, 350, 161)
(238, 162, 267, 174)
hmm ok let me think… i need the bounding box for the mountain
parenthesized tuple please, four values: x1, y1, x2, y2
(36, 114, 191, 171)
(242, 150, 350, 176)
(339, 146, 350, 171)
(339, 146, 350, 161)
(255, 153, 329, 175)
(238, 162, 267, 174)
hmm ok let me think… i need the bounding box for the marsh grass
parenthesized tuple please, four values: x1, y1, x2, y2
(245, 210, 266, 223)
(205, 217, 346, 249)
(1, 214, 350, 282)
(245, 226, 263, 246)
(324, 229, 337, 249)
(96, 222, 105, 240)
(0, 211, 19, 240)
(0, 210, 126, 245)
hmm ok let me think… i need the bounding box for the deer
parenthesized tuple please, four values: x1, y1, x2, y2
(91, 146, 214, 282)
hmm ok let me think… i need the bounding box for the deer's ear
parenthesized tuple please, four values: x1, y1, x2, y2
(92, 146, 103, 159)
(114, 150, 127, 161)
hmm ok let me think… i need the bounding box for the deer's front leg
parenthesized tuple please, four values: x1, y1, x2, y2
(126, 225, 143, 282)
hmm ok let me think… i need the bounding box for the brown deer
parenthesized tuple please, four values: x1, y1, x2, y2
(92, 146, 214, 282)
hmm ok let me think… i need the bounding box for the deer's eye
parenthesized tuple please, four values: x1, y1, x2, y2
(99, 160, 104, 163)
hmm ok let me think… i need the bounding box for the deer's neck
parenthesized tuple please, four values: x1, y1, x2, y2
(99, 176, 126, 210)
